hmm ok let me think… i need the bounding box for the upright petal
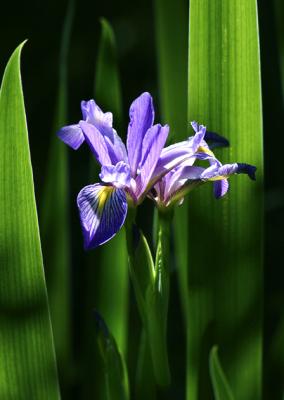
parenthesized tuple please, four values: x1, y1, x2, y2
(57, 124, 85, 150)
(81, 100, 128, 164)
(81, 99, 113, 131)
(127, 92, 155, 176)
(137, 124, 169, 195)
(80, 121, 112, 165)
(77, 183, 128, 249)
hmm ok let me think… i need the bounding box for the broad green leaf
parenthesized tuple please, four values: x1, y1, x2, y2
(95, 312, 129, 400)
(0, 43, 60, 399)
(209, 346, 234, 400)
(40, 0, 75, 384)
(187, 1, 263, 399)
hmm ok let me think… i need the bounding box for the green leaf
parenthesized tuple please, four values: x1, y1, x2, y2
(95, 18, 123, 128)
(209, 346, 234, 400)
(94, 19, 127, 354)
(154, 0, 189, 392)
(187, 1, 263, 399)
(40, 0, 75, 383)
(95, 312, 129, 400)
(0, 42, 60, 398)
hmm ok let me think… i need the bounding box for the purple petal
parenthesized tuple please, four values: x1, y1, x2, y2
(236, 163, 256, 180)
(126, 92, 155, 176)
(57, 124, 85, 150)
(190, 123, 207, 151)
(213, 179, 229, 198)
(138, 124, 169, 194)
(204, 130, 230, 148)
(77, 183, 128, 249)
(81, 99, 113, 129)
(80, 121, 112, 165)
(99, 161, 131, 189)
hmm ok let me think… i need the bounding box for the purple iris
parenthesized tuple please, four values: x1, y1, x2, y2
(153, 123, 256, 207)
(57, 93, 207, 249)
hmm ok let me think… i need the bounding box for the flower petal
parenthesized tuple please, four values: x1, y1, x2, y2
(126, 92, 154, 176)
(57, 124, 85, 150)
(204, 130, 230, 148)
(80, 121, 112, 165)
(213, 179, 229, 198)
(99, 161, 131, 189)
(137, 124, 169, 195)
(77, 184, 128, 249)
(236, 163, 256, 180)
(81, 100, 128, 164)
(81, 99, 113, 129)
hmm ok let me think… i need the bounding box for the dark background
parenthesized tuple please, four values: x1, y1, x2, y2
(0, 0, 283, 398)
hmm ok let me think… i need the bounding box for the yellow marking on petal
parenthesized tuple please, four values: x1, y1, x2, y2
(98, 186, 114, 212)
(208, 175, 227, 181)
(197, 146, 215, 157)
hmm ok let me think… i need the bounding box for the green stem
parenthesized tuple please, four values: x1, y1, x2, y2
(135, 329, 156, 400)
(146, 209, 172, 387)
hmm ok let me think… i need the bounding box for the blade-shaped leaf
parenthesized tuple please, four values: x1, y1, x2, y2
(154, 0, 189, 393)
(94, 19, 127, 354)
(40, 0, 75, 383)
(95, 18, 123, 128)
(187, 1, 263, 399)
(209, 346, 234, 400)
(0, 42, 60, 398)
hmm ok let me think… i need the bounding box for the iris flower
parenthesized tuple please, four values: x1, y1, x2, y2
(152, 123, 256, 208)
(57, 93, 209, 249)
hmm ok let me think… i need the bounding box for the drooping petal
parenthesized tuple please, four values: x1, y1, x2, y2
(137, 124, 169, 195)
(126, 92, 155, 176)
(57, 124, 85, 150)
(80, 121, 112, 165)
(213, 179, 229, 198)
(77, 183, 128, 249)
(99, 161, 131, 189)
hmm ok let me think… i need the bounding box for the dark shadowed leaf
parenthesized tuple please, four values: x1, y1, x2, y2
(209, 346, 234, 400)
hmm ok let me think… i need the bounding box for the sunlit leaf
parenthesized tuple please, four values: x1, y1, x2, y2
(187, 1, 263, 399)
(0, 42, 60, 399)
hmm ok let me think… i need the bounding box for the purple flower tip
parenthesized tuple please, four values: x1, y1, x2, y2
(236, 163, 257, 180)
(204, 130, 230, 148)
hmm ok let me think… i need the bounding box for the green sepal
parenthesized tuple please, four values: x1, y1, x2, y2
(95, 312, 129, 400)
(209, 346, 234, 400)
(125, 213, 155, 323)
